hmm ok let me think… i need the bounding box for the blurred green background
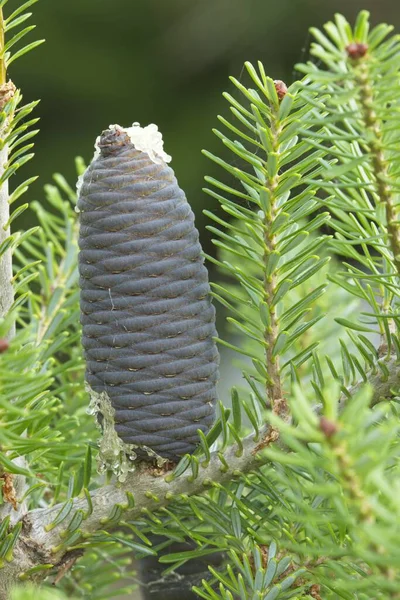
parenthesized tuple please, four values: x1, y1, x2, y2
(9, 0, 400, 253)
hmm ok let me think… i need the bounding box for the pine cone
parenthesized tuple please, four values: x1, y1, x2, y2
(78, 125, 219, 464)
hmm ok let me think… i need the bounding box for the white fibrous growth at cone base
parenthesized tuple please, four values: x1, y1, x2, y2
(76, 122, 171, 207)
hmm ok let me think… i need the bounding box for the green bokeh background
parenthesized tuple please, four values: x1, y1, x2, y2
(10, 0, 400, 252)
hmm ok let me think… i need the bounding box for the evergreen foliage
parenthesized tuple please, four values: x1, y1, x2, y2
(0, 3, 399, 599)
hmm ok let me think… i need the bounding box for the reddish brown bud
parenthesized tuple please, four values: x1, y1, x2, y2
(0, 339, 9, 354)
(319, 416, 338, 438)
(346, 42, 368, 59)
(274, 80, 288, 101)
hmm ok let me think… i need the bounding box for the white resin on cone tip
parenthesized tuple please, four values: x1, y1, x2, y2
(94, 122, 172, 164)
(76, 122, 171, 203)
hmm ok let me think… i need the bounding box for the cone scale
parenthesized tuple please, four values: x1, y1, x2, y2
(78, 125, 219, 469)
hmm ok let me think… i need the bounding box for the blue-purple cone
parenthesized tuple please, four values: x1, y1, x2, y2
(78, 128, 219, 461)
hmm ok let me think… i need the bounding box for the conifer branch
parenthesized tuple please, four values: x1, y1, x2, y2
(263, 95, 285, 419)
(339, 354, 400, 410)
(353, 52, 400, 276)
(2, 8, 400, 599)
(1, 352, 397, 596)
(0, 139, 12, 327)
(0, 0, 42, 535)
(0, 427, 270, 598)
(0, 8, 5, 86)
(0, 84, 28, 523)
(0, 6, 10, 321)
(0, 3, 13, 331)
(321, 409, 397, 585)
